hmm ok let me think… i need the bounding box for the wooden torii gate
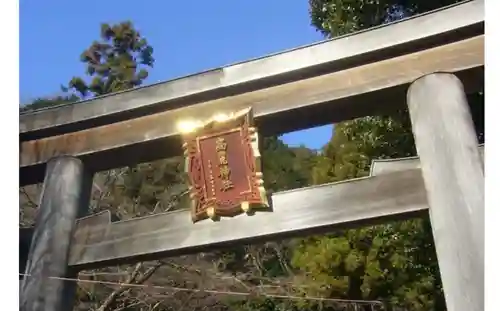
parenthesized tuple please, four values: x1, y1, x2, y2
(19, 1, 485, 310)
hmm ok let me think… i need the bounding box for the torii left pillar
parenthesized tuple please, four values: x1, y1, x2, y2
(20, 157, 92, 311)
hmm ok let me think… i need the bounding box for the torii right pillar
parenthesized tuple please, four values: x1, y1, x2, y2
(407, 72, 484, 311)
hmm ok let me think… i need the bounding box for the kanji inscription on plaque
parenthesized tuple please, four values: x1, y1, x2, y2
(179, 108, 269, 223)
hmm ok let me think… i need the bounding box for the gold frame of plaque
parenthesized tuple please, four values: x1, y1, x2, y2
(179, 108, 269, 223)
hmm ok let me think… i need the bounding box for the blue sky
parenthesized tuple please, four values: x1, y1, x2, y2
(20, 0, 332, 150)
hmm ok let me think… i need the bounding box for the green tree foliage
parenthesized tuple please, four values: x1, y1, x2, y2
(19, 2, 485, 309)
(308, 0, 461, 37)
(262, 137, 316, 192)
(286, 2, 485, 311)
(312, 111, 416, 184)
(291, 112, 446, 310)
(64, 21, 154, 97)
(20, 21, 167, 311)
(56, 20, 170, 219)
(20, 18, 322, 311)
(20, 94, 79, 112)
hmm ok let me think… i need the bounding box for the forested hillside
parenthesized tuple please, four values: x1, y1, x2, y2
(20, 1, 483, 310)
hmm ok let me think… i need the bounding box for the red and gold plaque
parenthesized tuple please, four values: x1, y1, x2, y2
(179, 108, 268, 223)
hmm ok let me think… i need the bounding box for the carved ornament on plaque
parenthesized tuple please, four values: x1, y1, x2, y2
(178, 108, 269, 223)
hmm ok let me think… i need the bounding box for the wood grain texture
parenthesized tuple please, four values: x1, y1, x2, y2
(20, 36, 485, 186)
(370, 145, 484, 175)
(19, 0, 483, 137)
(68, 169, 428, 269)
(18, 145, 485, 273)
(407, 73, 484, 311)
(19, 157, 92, 311)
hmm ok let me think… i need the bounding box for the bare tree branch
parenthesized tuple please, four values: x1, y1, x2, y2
(96, 263, 143, 311)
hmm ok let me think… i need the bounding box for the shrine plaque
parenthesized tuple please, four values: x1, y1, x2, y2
(180, 108, 269, 223)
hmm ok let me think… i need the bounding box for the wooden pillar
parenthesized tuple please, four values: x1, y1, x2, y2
(407, 72, 484, 311)
(20, 157, 92, 311)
